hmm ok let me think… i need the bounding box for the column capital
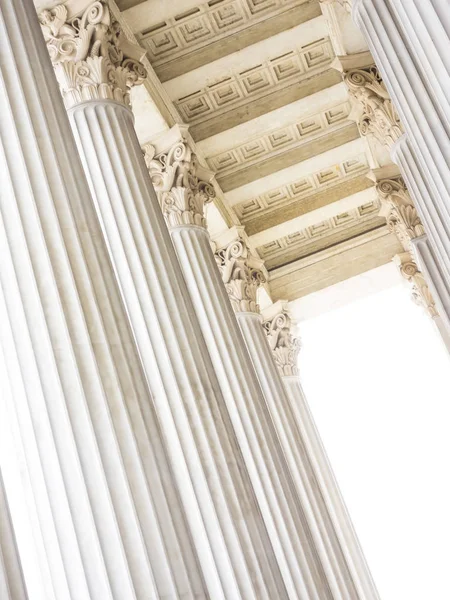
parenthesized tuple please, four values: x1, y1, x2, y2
(343, 61, 403, 149)
(394, 252, 438, 319)
(262, 301, 301, 377)
(214, 227, 266, 314)
(374, 172, 426, 251)
(39, 0, 147, 108)
(144, 127, 215, 228)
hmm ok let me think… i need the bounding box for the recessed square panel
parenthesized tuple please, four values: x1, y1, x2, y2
(297, 116, 322, 137)
(211, 2, 245, 29)
(178, 17, 212, 44)
(211, 81, 242, 107)
(290, 177, 315, 196)
(178, 94, 212, 121)
(145, 31, 179, 57)
(265, 187, 290, 207)
(240, 67, 273, 94)
(246, 0, 278, 14)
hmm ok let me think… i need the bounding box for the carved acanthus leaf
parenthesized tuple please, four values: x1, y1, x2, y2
(144, 141, 215, 228)
(215, 238, 265, 314)
(344, 66, 403, 148)
(263, 310, 301, 377)
(377, 177, 425, 250)
(39, 1, 147, 108)
(394, 253, 438, 319)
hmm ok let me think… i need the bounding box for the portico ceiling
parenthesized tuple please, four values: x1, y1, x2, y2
(117, 0, 402, 301)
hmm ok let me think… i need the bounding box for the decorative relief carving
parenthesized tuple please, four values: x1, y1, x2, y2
(208, 102, 351, 177)
(257, 201, 381, 263)
(235, 154, 368, 220)
(394, 253, 438, 319)
(144, 141, 215, 228)
(344, 65, 403, 148)
(174, 37, 334, 124)
(39, 1, 147, 108)
(215, 236, 265, 313)
(137, 0, 310, 71)
(375, 176, 437, 318)
(263, 308, 301, 377)
(319, 0, 352, 12)
(376, 176, 425, 251)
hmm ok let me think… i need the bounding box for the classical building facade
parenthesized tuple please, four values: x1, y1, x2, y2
(0, 0, 447, 598)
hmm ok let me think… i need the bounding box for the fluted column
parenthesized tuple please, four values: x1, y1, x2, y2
(0, 0, 206, 598)
(146, 133, 330, 599)
(262, 300, 381, 600)
(0, 472, 27, 599)
(352, 0, 450, 337)
(39, 2, 287, 598)
(215, 228, 368, 600)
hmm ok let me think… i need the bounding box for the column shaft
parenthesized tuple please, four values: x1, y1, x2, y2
(282, 376, 380, 600)
(0, 472, 27, 600)
(0, 1, 204, 598)
(237, 311, 359, 599)
(170, 224, 321, 599)
(67, 94, 282, 599)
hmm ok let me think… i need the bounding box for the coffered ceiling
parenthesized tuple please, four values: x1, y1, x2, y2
(116, 0, 402, 303)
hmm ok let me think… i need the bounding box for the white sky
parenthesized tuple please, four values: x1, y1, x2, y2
(299, 283, 450, 600)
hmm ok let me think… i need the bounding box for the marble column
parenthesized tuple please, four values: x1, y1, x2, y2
(352, 0, 450, 336)
(39, 2, 286, 598)
(342, 57, 450, 342)
(0, 473, 27, 600)
(146, 132, 340, 599)
(0, 0, 206, 598)
(215, 227, 367, 600)
(262, 300, 381, 600)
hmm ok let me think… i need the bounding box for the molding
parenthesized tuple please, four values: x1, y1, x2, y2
(173, 37, 335, 124)
(258, 199, 382, 268)
(234, 153, 368, 220)
(136, 0, 322, 81)
(207, 101, 351, 177)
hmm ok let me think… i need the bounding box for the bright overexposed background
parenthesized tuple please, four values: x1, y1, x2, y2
(299, 276, 450, 600)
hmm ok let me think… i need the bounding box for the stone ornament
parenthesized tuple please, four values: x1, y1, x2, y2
(263, 309, 301, 377)
(344, 65, 403, 148)
(320, 0, 352, 12)
(215, 237, 265, 314)
(377, 176, 425, 250)
(394, 253, 438, 319)
(144, 141, 215, 228)
(39, 0, 147, 108)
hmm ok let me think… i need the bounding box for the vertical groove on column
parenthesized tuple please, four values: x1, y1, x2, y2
(0, 1, 205, 598)
(237, 312, 361, 600)
(171, 224, 324, 600)
(0, 472, 27, 599)
(69, 99, 285, 599)
(283, 376, 381, 600)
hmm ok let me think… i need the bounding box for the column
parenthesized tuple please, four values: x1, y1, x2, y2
(214, 227, 367, 600)
(343, 59, 450, 341)
(262, 301, 381, 600)
(0, 0, 206, 598)
(0, 472, 27, 600)
(146, 132, 342, 599)
(352, 0, 450, 332)
(39, 2, 285, 598)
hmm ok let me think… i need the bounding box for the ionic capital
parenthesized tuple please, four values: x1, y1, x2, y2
(394, 253, 438, 319)
(39, 0, 147, 108)
(214, 228, 266, 314)
(376, 176, 425, 251)
(262, 302, 301, 377)
(344, 64, 403, 148)
(144, 136, 215, 229)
